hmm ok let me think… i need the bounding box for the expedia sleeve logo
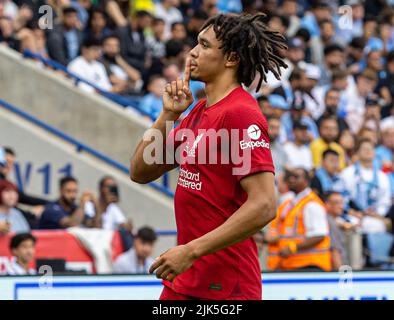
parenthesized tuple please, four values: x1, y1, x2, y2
(240, 124, 270, 150)
(247, 124, 261, 140)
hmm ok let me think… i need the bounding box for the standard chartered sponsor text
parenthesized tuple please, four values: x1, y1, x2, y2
(178, 168, 203, 191)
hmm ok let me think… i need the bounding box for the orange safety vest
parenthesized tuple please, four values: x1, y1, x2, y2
(266, 199, 291, 271)
(277, 191, 332, 271)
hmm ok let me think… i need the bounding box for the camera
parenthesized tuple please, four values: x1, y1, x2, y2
(108, 185, 119, 197)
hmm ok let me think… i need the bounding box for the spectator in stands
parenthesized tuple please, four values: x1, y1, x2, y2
(319, 44, 345, 87)
(113, 226, 157, 274)
(38, 177, 86, 229)
(154, 0, 183, 40)
(0, 13, 39, 54)
(162, 62, 181, 83)
(267, 115, 288, 175)
(347, 37, 365, 73)
(0, 180, 30, 234)
(0, 147, 48, 228)
(310, 116, 346, 170)
(0, 148, 6, 177)
(139, 75, 166, 120)
(341, 139, 392, 234)
(345, 69, 378, 134)
(376, 123, 394, 171)
(366, 50, 388, 101)
(358, 127, 379, 151)
(267, 94, 290, 119)
(186, 9, 209, 47)
(0, 146, 13, 180)
(287, 37, 306, 69)
(302, 63, 325, 120)
(0, 147, 48, 207)
(68, 38, 113, 93)
(283, 121, 313, 171)
(30, 21, 48, 58)
(279, 90, 319, 143)
(339, 129, 356, 165)
(271, 168, 331, 271)
(283, 0, 301, 32)
(101, 35, 143, 95)
(311, 19, 344, 67)
(146, 17, 166, 62)
(317, 88, 349, 133)
(85, 176, 131, 231)
(170, 21, 186, 41)
(163, 38, 186, 71)
(84, 8, 112, 43)
(311, 149, 343, 199)
(326, 192, 351, 270)
(361, 94, 384, 133)
(381, 51, 394, 102)
(71, 0, 93, 30)
(5, 233, 36, 275)
(46, 7, 83, 66)
(117, 10, 152, 75)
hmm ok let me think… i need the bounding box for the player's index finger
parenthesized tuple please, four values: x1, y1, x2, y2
(184, 57, 191, 87)
(149, 257, 162, 273)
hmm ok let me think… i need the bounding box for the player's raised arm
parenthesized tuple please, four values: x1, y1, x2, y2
(129, 58, 194, 184)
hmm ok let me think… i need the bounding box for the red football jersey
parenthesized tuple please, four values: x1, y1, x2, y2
(163, 86, 275, 300)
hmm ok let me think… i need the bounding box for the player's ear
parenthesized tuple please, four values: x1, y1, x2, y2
(225, 52, 240, 68)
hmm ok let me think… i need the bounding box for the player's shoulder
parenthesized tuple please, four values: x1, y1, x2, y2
(226, 86, 259, 111)
(223, 88, 266, 124)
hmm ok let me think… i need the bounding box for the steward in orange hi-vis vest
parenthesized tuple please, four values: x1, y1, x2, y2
(266, 198, 291, 271)
(268, 189, 332, 271)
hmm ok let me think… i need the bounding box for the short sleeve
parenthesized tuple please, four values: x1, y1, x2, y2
(224, 107, 275, 181)
(46, 207, 65, 224)
(108, 204, 127, 226)
(303, 202, 329, 237)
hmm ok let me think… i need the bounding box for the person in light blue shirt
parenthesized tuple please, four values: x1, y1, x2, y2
(113, 227, 157, 274)
(139, 75, 167, 120)
(279, 91, 319, 143)
(334, 0, 364, 44)
(300, 2, 332, 39)
(217, 0, 242, 13)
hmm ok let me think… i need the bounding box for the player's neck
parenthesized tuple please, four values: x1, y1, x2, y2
(204, 78, 240, 108)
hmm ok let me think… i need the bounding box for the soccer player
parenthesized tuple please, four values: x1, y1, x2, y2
(130, 13, 287, 300)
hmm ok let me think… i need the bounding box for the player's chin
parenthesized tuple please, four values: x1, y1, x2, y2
(190, 72, 201, 82)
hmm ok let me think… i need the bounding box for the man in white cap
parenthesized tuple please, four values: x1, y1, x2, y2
(300, 63, 326, 120)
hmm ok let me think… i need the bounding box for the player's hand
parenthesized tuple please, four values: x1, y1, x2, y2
(149, 244, 196, 282)
(162, 58, 194, 116)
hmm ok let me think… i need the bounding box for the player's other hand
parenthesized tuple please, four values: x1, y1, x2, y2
(162, 57, 194, 116)
(149, 244, 196, 282)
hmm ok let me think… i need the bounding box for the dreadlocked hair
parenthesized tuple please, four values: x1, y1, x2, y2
(201, 13, 288, 92)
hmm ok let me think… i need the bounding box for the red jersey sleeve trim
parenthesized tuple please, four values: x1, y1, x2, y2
(236, 164, 275, 182)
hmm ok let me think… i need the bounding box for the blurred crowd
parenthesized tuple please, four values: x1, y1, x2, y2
(0, 146, 158, 275)
(1, 0, 394, 273)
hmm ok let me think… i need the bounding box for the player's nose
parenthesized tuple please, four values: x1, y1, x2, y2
(189, 46, 198, 59)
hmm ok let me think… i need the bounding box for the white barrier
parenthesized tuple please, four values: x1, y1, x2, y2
(0, 271, 391, 300)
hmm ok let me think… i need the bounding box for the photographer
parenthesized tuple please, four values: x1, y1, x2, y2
(84, 176, 132, 232)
